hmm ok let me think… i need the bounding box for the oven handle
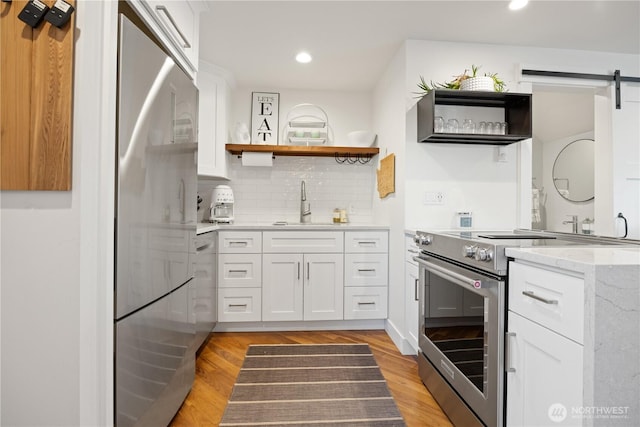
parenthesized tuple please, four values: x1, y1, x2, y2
(416, 257, 489, 290)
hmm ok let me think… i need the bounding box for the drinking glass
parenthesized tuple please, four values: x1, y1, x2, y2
(446, 118, 459, 133)
(478, 121, 487, 134)
(462, 119, 476, 134)
(434, 116, 445, 133)
(486, 122, 495, 135)
(498, 122, 508, 135)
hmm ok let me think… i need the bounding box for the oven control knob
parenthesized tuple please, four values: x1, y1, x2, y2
(463, 245, 477, 258)
(474, 248, 494, 262)
(420, 235, 432, 245)
(413, 234, 421, 245)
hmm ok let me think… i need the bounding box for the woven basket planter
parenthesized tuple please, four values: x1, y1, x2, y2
(460, 76, 495, 91)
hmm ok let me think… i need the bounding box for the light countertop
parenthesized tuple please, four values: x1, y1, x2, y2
(197, 222, 389, 235)
(506, 246, 640, 273)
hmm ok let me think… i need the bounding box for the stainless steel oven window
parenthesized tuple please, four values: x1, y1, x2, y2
(423, 269, 487, 393)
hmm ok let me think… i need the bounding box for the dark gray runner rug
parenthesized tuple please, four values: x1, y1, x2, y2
(219, 343, 406, 426)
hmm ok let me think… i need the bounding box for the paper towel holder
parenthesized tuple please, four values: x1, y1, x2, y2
(237, 153, 275, 159)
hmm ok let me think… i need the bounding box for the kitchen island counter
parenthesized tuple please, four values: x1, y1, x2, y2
(506, 245, 640, 425)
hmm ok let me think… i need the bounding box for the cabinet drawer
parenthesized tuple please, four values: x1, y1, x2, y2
(345, 231, 388, 253)
(344, 253, 388, 287)
(218, 231, 262, 253)
(344, 287, 388, 320)
(263, 231, 343, 253)
(509, 262, 584, 344)
(218, 254, 261, 287)
(218, 288, 261, 322)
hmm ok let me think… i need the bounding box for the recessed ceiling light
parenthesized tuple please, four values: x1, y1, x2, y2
(296, 51, 312, 64)
(509, 0, 528, 10)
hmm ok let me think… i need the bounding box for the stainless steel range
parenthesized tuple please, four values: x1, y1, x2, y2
(412, 230, 584, 427)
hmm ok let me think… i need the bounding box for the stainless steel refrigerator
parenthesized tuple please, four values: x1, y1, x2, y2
(115, 14, 199, 427)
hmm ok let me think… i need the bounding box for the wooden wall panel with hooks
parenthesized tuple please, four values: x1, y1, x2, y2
(1, 0, 75, 190)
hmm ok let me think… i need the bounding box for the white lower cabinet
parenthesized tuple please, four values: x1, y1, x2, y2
(343, 231, 389, 320)
(506, 311, 583, 427)
(263, 253, 343, 321)
(217, 231, 262, 322)
(507, 261, 585, 427)
(218, 287, 261, 322)
(344, 286, 387, 320)
(404, 234, 420, 352)
(217, 229, 389, 326)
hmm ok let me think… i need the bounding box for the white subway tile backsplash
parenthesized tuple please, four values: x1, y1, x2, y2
(198, 156, 375, 224)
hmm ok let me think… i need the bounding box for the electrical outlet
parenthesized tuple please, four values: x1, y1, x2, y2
(349, 204, 356, 215)
(424, 191, 445, 205)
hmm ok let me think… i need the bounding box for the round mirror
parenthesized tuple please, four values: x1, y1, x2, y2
(552, 138, 595, 202)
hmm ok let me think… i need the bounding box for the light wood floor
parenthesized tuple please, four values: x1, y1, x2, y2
(169, 330, 453, 427)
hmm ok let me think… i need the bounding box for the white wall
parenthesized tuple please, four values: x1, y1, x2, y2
(198, 155, 375, 225)
(371, 46, 409, 352)
(230, 87, 372, 147)
(0, 2, 117, 425)
(370, 39, 640, 355)
(197, 87, 377, 225)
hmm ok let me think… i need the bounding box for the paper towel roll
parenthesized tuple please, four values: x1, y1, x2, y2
(241, 151, 273, 167)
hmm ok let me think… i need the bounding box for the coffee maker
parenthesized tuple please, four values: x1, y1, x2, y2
(209, 185, 234, 223)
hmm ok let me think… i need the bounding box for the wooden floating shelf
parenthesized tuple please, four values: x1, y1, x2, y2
(225, 144, 380, 158)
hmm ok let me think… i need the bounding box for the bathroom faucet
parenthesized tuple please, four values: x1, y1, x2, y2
(562, 215, 579, 233)
(300, 181, 311, 223)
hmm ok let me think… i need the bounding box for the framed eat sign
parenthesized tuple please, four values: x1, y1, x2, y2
(251, 92, 280, 145)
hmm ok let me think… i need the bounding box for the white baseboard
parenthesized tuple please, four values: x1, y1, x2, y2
(214, 319, 385, 333)
(384, 319, 416, 355)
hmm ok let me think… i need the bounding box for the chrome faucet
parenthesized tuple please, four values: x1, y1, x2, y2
(300, 180, 311, 223)
(562, 215, 579, 233)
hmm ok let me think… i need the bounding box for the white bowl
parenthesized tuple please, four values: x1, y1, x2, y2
(347, 130, 377, 147)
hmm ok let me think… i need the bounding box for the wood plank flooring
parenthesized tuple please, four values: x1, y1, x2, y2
(169, 330, 453, 427)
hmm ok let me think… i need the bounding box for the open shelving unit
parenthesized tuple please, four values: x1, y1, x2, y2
(417, 89, 532, 145)
(225, 144, 379, 158)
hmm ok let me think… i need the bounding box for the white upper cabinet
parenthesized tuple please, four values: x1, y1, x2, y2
(197, 62, 233, 179)
(128, 0, 207, 78)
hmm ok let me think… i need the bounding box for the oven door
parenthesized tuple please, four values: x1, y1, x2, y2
(416, 254, 505, 427)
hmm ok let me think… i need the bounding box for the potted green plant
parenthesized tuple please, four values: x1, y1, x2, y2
(415, 65, 506, 97)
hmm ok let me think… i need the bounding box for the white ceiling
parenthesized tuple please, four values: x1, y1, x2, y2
(199, 1, 640, 91)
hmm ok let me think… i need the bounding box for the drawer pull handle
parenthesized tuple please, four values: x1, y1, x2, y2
(155, 5, 192, 48)
(357, 241, 377, 246)
(357, 268, 376, 273)
(228, 269, 248, 273)
(505, 332, 516, 373)
(414, 278, 419, 301)
(358, 302, 376, 305)
(229, 241, 248, 247)
(522, 290, 558, 305)
(228, 304, 248, 308)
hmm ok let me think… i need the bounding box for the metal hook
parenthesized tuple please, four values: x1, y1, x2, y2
(334, 153, 347, 164)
